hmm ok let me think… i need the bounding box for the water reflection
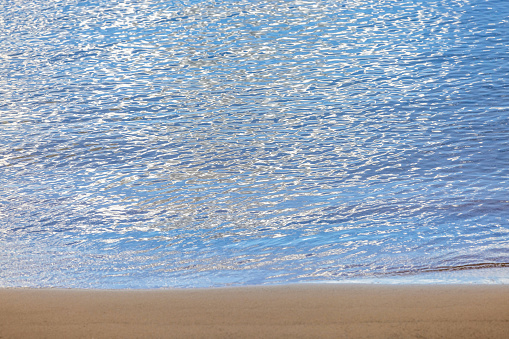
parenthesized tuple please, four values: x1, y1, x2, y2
(0, 0, 508, 288)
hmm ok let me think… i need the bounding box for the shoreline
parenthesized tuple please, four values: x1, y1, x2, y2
(1, 284, 509, 338)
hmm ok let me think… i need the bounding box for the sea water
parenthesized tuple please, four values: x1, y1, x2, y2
(1, 0, 508, 288)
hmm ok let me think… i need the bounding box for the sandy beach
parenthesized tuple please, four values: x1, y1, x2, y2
(1, 284, 508, 338)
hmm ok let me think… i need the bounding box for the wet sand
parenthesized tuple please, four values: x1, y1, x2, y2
(1, 284, 508, 338)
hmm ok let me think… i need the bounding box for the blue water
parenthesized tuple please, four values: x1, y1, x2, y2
(1, 0, 508, 288)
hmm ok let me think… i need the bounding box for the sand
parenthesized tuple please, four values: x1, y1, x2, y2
(1, 284, 508, 338)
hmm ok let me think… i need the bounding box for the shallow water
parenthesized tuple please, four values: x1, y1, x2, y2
(1, 0, 508, 288)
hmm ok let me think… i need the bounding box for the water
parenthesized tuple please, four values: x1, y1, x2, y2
(1, 0, 508, 288)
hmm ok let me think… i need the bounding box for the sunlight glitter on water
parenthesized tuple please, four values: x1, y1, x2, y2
(1, 0, 508, 288)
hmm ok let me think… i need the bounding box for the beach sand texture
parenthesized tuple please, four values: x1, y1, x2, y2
(1, 284, 508, 338)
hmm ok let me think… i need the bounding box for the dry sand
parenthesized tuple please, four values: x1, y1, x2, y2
(1, 284, 508, 338)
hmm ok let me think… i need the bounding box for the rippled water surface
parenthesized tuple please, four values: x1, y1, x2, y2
(1, 0, 508, 288)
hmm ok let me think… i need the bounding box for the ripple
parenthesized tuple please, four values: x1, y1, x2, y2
(1, 0, 508, 288)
